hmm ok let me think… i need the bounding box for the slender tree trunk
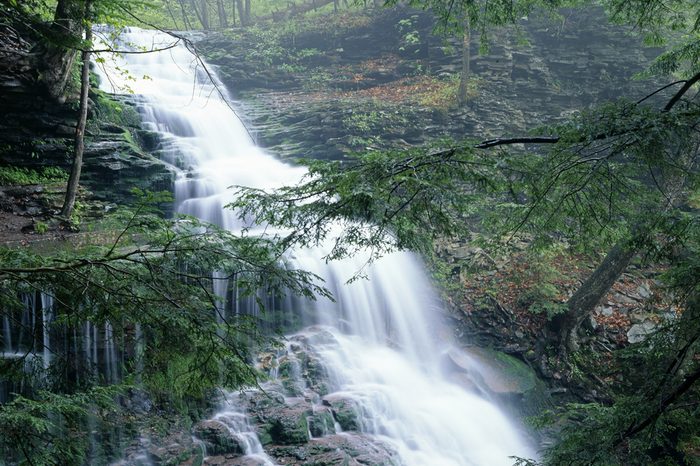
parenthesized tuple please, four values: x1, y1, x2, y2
(231, 0, 237, 26)
(61, 0, 92, 218)
(190, 0, 206, 29)
(549, 239, 638, 353)
(201, 0, 210, 29)
(457, 15, 471, 106)
(39, 0, 84, 101)
(244, 0, 251, 24)
(164, 0, 182, 29)
(178, 0, 193, 29)
(235, 0, 246, 25)
(217, 0, 228, 28)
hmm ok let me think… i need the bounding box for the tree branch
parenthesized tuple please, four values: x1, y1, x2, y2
(663, 71, 700, 111)
(475, 136, 561, 148)
(619, 364, 700, 442)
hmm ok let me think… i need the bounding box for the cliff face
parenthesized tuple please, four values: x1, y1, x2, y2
(0, 21, 174, 228)
(197, 6, 660, 161)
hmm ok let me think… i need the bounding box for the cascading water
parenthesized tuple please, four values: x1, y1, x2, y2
(95, 27, 536, 465)
(40, 292, 53, 370)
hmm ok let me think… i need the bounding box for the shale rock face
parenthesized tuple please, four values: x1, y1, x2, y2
(0, 23, 174, 206)
(0, 85, 174, 205)
(198, 6, 659, 162)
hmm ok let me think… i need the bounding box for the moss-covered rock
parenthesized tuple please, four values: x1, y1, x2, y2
(307, 409, 335, 438)
(322, 395, 360, 432)
(193, 420, 246, 455)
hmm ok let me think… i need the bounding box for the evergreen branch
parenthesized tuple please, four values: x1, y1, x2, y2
(475, 136, 561, 148)
(663, 70, 700, 111)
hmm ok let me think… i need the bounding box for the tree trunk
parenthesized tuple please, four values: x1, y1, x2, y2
(457, 15, 471, 106)
(60, 0, 92, 218)
(549, 240, 638, 353)
(38, 0, 84, 101)
(217, 0, 228, 28)
(201, 0, 211, 29)
(164, 0, 182, 29)
(178, 0, 193, 29)
(190, 0, 208, 29)
(231, 0, 237, 26)
(244, 0, 251, 24)
(235, 0, 246, 25)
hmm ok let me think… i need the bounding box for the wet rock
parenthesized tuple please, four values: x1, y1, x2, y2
(204, 455, 268, 466)
(322, 395, 360, 431)
(268, 434, 398, 466)
(307, 409, 336, 437)
(144, 431, 202, 466)
(194, 420, 246, 456)
(244, 392, 311, 445)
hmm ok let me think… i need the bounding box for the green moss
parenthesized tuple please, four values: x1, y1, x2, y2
(491, 351, 538, 393)
(92, 91, 142, 129)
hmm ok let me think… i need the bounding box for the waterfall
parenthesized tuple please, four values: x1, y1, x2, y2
(95, 27, 536, 465)
(40, 292, 53, 370)
(2, 314, 12, 354)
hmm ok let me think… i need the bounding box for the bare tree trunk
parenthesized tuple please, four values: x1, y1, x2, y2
(190, 0, 207, 29)
(61, 0, 92, 218)
(235, 0, 246, 25)
(217, 0, 228, 28)
(201, 0, 211, 29)
(178, 0, 193, 29)
(244, 0, 251, 24)
(164, 0, 182, 29)
(231, 0, 237, 26)
(549, 240, 638, 353)
(39, 0, 84, 101)
(457, 15, 471, 106)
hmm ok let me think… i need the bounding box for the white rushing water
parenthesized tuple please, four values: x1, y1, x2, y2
(95, 27, 536, 466)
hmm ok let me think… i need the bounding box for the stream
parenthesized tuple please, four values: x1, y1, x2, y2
(95, 27, 536, 466)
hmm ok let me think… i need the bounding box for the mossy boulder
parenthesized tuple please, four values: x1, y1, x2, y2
(322, 395, 360, 432)
(193, 420, 246, 456)
(257, 403, 311, 445)
(244, 391, 311, 445)
(446, 347, 551, 417)
(307, 409, 335, 438)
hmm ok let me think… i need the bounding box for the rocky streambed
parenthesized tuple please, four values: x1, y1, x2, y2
(185, 327, 543, 466)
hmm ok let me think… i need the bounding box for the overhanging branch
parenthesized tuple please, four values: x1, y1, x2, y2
(475, 136, 560, 149)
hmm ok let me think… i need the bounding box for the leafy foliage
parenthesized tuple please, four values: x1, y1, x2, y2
(0, 192, 329, 461)
(0, 386, 122, 466)
(0, 166, 68, 185)
(232, 142, 500, 265)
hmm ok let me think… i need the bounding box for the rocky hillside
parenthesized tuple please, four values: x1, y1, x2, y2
(195, 5, 672, 407)
(198, 6, 659, 161)
(0, 21, 174, 240)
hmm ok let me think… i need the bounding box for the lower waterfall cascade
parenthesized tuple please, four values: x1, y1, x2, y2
(84, 27, 537, 466)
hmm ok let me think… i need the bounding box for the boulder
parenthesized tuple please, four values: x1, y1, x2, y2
(268, 433, 398, 466)
(194, 420, 246, 456)
(627, 321, 657, 344)
(322, 395, 360, 432)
